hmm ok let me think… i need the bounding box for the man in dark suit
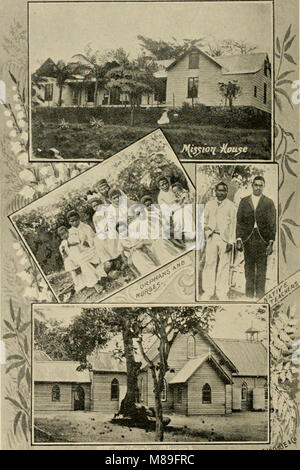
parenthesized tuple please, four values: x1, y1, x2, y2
(236, 176, 276, 299)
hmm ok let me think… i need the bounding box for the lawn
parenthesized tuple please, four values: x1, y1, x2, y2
(34, 411, 268, 443)
(31, 108, 271, 160)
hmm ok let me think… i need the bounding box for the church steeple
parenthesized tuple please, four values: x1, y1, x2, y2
(245, 322, 260, 342)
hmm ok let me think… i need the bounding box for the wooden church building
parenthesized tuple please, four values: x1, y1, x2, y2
(34, 327, 267, 416)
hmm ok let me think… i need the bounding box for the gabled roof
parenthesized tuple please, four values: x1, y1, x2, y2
(213, 339, 267, 376)
(169, 354, 232, 385)
(35, 58, 56, 76)
(218, 52, 268, 75)
(166, 46, 223, 71)
(88, 352, 126, 373)
(140, 330, 239, 373)
(34, 361, 91, 383)
(34, 350, 52, 361)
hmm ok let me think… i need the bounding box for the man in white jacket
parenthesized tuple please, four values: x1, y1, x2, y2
(202, 182, 236, 300)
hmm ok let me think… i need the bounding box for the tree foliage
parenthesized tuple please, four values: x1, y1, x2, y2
(106, 56, 157, 125)
(137, 35, 204, 59)
(218, 81, 241, 110)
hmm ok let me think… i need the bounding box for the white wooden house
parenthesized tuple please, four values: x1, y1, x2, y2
(33, 49, 271, 112)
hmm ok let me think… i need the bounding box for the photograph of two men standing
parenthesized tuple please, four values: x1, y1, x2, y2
(197, 165, 277, 301)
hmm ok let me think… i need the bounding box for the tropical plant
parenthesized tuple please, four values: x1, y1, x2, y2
(72, 44, 116, 106)
(106, 57, 157, 125)
(218, 80, 241, 110)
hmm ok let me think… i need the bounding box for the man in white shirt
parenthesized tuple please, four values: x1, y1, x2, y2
(202, 182, 237, 300)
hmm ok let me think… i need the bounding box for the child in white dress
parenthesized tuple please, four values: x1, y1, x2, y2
(66, 211, 106, 290)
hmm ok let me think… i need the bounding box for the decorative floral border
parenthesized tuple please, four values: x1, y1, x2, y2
(1, 20, 299, 448)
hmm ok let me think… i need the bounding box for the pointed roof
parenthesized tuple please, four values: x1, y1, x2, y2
(35, 58, 56, 77)
(169, 354, 232, 384)
(213, 338, 267, 376)
(218, 52, 269, 75)
(165, 47, 269, 75)
(166, 46, 223, 71)
(139, 330, 239, 374)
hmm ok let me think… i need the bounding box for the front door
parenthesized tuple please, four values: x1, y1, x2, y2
(73, 385, 85, 410)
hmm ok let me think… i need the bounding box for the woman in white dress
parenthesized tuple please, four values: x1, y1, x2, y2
(89, 194, 117, 264)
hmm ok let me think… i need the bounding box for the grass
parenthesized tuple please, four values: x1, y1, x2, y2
(31, 117, 271, 161)
(34, 411, 268, 443)
(48, 266, 136, 303)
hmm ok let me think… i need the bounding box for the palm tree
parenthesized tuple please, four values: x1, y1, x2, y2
(34, 59, 81, 106)
(72, 45, 110, 106)
(106, 56, 156, 125)
(54, 60, 80, 106)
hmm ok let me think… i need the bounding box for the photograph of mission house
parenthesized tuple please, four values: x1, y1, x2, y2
(33, 304, 269, 443)
(29, 1, 272, 161)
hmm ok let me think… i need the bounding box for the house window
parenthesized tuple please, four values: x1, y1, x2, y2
(177, 386, 182, 403)
(202, 383, 211, 404)
(187, 336, 196, 358)
(241, 382, 248, 401)
(254, 86, 257, 98)
(189, 52, 199, 69)
(51, 384, 60, 402)
(86, 84, 94, 103)
(111, 378, 119, 401)
(44, 83, 53, 102)
(263, 83, 267, 104)
(187, 78, 198, 99)
(161, 379, 167, 402)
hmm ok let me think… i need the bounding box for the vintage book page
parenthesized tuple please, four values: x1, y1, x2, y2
(0, 0, 299, 454)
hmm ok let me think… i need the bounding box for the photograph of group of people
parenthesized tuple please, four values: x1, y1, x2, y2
(10, 130, 195, 302)
(196, 164, 278, 302)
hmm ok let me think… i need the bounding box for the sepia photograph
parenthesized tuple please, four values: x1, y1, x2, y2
(196, 163, 278, 302)
(29, 1, 272, 161)
(32, 303, 269, 444)
(9, 129, 195, 303)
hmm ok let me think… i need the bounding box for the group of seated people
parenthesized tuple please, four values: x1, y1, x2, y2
(57, 176, 194, 296)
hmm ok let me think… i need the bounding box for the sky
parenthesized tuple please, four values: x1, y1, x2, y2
(29, 1, 273, 72)
(34, 304, 268, 340)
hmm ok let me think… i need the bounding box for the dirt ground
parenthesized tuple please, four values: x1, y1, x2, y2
(34, 410, 268, 443)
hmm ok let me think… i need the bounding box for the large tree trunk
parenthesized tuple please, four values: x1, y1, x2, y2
(94, 79, 98, 106)
(149, 368, 164, 442)
(154, 388, 164, 441)
(58, 86, 63, 106)
(119, 327, 140, 417)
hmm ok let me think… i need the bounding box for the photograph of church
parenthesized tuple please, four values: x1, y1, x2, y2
(34, 326, 268, 415)
(33, 304, 269, 443)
